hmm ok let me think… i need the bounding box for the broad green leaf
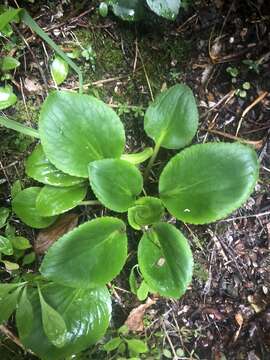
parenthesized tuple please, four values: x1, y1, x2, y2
(36, 183, 87, 216)
(0, 282, 24, 300)
(10, 236, 31, 250)
(38, 286, 67, 348)
(111, 0, 145, 21)
(39, 91, 125, 177)
(0, 235, 13, 255)
(128, 196, 164, 230)
(12, 187, 57, 229)
(89, 159, 143, 212)
(137, 280, 150, 301)
(0, 207, 10, 228)
(11, 180, 22, 199)
(0, 8, 21, 31)
(0, 85, 17, 110)
(144, 84, 198, 149)
(21, 284, 111, 360)
(25, 144, 85, 187)
(16, 287, 33, 338)
(1, 56, 20, 71)
(2, 260, 19, 270)
(40, 217, 127, 288)
(138, 223, 193, 298)
(159, 143, 259, 224)
(0, 287, 21, 324)
(121, 147, 153, 164)
(146, 0, 181, 20)
(127, 339, 148, 354)
(22, 252, 36, 265)
(103, 337, 122, 352)
(50, 56, 69, 85)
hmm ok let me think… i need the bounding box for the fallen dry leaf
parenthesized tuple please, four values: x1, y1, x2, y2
(125, 297, 156, 332)
(24, 78, 42, 93)
(35, 213, 78, 254)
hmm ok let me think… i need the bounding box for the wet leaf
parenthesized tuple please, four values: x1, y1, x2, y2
(36, 183, 87, 216)
(35, 213, 78, 255)
(40, 217, 127, 288)
(111, 0, 145, 21)
(159, 143, 259, 224)
(12, 187, 57, 229)
(138, 223, 193, 298)
(146, 0, 181, 20)
(38, 286, 67, 348)
(50, 56, 69, 85)
(39, 91, 125, 177)
(89, 159, 143, 212)
(21, 284, 111, 360)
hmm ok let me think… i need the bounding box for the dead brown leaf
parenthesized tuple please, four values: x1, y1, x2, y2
(124, 297, 156, 332)
(24, 78, 42, 93)
(35, 213, 78, 254)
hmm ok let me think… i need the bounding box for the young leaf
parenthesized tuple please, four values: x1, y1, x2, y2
(111, 0, 145, 21)
(129, 265, 139, 294)
(50, 56, 69, 85)
(25, 144, 85, 187)
(0, 207, 10, 228)
(103, 337, 122, 352)
(2, 260, 19, 270)
(146, 0, 181, 20)
(40, 217, 127, 288)
(16, 287, 33, 338)
(39, 91, 125, 177)
(126, 339, 148, 354)
(128, 196, 164, 230)
(144, 84, 198, 149)
(12, 187, 57, 229)
(89, 159, 143, 212)
(121, 147, 153, 165)
(0, 287, 21, 324)
(11, 180, 22, 199)
(138, 223, 193, 298)
(159, 143, 259, 224)
(0, 8, 21, 31)
(0, 235, 13, 255)
(1, 56, 20, 71)
(38, 286, 67, 348)
(10, 236, 31, 250)
(22, 252, 36, 265)
(36, 183, 87, 216)
(0, 85, 17, 110)
(21, 284, 111, 360)
(137, 280, 150, 301)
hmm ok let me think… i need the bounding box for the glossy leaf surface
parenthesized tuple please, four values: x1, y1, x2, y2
(16, 287, 34, 338)
(0, 235, 13, 255)
(159, 143, 259, 224)
(36, 183, 87, 216)
(25, 145, 84, 187)
(50, 57, 69, 85)
(146, 0, 181, 20)
(138, 223, 193, 298)
(89, 159, 143, 212)
(128, 196, 164, 230)
(111, 0, 145, 21)
(0, 85, 17, 110)
(20, 284, 111, 360)
(40, 217, 127, 288)
(38, 287, 67, 348)
(12, 187, 57, 229)
(39, 91, 125, 177)
(144, 84, 198, 149)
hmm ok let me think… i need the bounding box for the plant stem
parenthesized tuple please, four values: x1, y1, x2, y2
(0, 116, 40, 138)
(79, 200, 101, 206)
(144, 140, 162, 180)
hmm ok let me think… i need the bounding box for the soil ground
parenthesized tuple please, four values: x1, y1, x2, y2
(0, 1, 270, 359)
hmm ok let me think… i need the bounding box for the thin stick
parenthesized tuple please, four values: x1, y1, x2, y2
(206, 128, 263, 148)
(0, 116, 40, 138)
(221, 210, 270, 222)
(236, 91, 268, 136)
(137, 46, 154, 101)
